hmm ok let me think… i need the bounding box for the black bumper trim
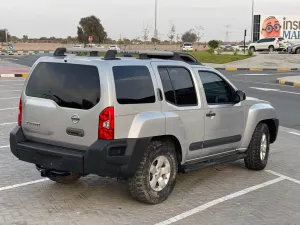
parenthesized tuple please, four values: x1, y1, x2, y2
(10, 126, 151, 178)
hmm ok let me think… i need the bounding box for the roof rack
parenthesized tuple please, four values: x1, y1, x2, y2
(53, 47, 202, 65)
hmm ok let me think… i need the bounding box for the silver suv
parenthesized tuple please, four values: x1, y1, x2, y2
(10, 48, 279, 204)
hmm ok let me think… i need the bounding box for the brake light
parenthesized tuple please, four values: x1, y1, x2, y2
(18, 98, 23, 126)
(98, 107, 114, 140)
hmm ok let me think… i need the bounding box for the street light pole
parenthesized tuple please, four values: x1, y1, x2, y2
(154, 0, 158, 39)
(251, 0, 254, 42)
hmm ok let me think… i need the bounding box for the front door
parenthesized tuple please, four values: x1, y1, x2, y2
(197, 70, 245, 157)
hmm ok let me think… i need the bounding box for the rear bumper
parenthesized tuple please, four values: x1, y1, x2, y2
(10, 126, 151, 178)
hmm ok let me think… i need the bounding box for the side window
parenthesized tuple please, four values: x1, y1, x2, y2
(158, 67, 176, 104)
(112, 66, 156, 104)
(198, 71, 234, 105)
(158, 66, 198, 106)
(257, 39, 263, 43)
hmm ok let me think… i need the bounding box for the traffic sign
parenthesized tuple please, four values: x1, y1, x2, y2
(8, 43, 14, 50)
(89, 36, 93, 42)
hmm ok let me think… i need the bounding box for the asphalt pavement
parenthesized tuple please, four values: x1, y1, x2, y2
(221, 70, 300, 130)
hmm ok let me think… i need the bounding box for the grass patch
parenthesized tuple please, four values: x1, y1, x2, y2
(190, 51, 252, 64)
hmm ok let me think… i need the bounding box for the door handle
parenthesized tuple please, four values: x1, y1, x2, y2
(66, 128, 84, 137)
(206, 111, 216, 117)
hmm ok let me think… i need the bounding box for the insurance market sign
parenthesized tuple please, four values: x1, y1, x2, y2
(259, 15, 300, 42)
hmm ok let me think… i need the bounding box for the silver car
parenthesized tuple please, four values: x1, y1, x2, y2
(287, 43, 300, 54)
(10, 48, 279, 204)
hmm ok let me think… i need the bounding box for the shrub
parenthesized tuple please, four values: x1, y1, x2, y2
(207, 48, 214, 54)
(208, 40, 219, 49)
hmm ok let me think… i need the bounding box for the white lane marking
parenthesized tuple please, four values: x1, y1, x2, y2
(0, 145, 10, 149)
(231, 79, 295, 87)
(155, 177, 285, 225)
(0, 179, 49, 192)
(266, 170, 300, 185)
(0, 84, 23, 87)
(0, 122, 17, 126)
(289, 132, 300, 136)
(0, 90, 21, 92)
(0, 97, 19, 100)
(0, 107, 18, 111)
(250, 87, 300, 95)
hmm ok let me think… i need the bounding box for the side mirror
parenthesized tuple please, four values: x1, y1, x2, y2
(234, 90, 246, 103)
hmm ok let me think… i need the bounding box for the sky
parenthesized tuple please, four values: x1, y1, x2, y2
(0, 0, 299, 42)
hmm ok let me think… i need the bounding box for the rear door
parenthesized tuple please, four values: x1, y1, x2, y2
(22, 60, 104, 149)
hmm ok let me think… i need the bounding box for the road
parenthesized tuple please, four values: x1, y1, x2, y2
(2, 54, 300, 130)
(0, 55, 300, 224)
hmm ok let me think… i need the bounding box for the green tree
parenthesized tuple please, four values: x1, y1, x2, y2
(181, 30, 197, 43)
(151, 37, 160, 43)
(23, 35, 28, 40)
(0, 30, 11, 44)
(208, 40, 219, 49)
(77, 15, 107, 44)
(167, 21, 176, 43)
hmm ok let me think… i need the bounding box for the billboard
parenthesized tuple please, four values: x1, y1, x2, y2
(253, 15, 300, 42)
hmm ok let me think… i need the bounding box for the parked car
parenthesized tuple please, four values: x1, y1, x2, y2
(10, 48, 279, 204)
(72, 44, 83, 48)
(181, 42, 194, 51)
(287, 43, 300, 54)
(232, 45, 248, 51)
(109, 45, 121, 50)
(248, 37, 286, 52)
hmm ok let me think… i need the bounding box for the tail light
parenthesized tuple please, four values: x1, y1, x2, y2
(18, 98, 23, 126)
(98, 107, 114, 140)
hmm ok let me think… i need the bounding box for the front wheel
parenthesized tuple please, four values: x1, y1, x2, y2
(244, 123, 270, 170)
(296, 48, 300, 54)
(128, 139, 178, 204)
(249, 47, 255, 53)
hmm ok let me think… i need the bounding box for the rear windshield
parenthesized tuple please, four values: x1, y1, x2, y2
(184, 43, 192, 46)
(25, 62, 100, 110)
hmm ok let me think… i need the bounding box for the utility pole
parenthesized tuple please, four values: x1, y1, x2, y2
(251, 0, 254, 42)
(224, 25, 231, 43)
(154, 0, 158, 39)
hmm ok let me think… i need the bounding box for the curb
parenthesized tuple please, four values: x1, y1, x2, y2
(0, 50, 54, 54)
(277, 79, 300, 87)
(215, 68, 300, 71)
(0, 53, 36, 56)
(0, 74, 28, 78)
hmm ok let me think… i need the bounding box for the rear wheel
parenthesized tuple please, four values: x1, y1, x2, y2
(296, 48, 300, 54)
(48, 173, 82, 184)
(268, 45, 275, 52)
(244, 123, 270, 170)
(128, 139, 178, 204)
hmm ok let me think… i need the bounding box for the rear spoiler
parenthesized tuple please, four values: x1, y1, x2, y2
(53, 48, 202, 65)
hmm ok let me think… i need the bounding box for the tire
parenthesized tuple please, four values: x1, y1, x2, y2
(244, 123, 270, 170)
(296, 48, 300, 54)
(128, 139, 178, 204)
(48, 173, 82, 184)
(249, 47, 255, 53)
(268, 45, 275, 52)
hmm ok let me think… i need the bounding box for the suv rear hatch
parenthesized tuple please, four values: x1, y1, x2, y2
(22, 60, 102, 150)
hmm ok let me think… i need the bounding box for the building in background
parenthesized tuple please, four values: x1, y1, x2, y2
(253, 15, 300, 43)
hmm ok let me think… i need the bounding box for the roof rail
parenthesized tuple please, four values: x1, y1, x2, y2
(53, 48, 201, 65)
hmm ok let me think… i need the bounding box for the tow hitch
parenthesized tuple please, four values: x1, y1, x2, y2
(36, 165, 72, 177)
